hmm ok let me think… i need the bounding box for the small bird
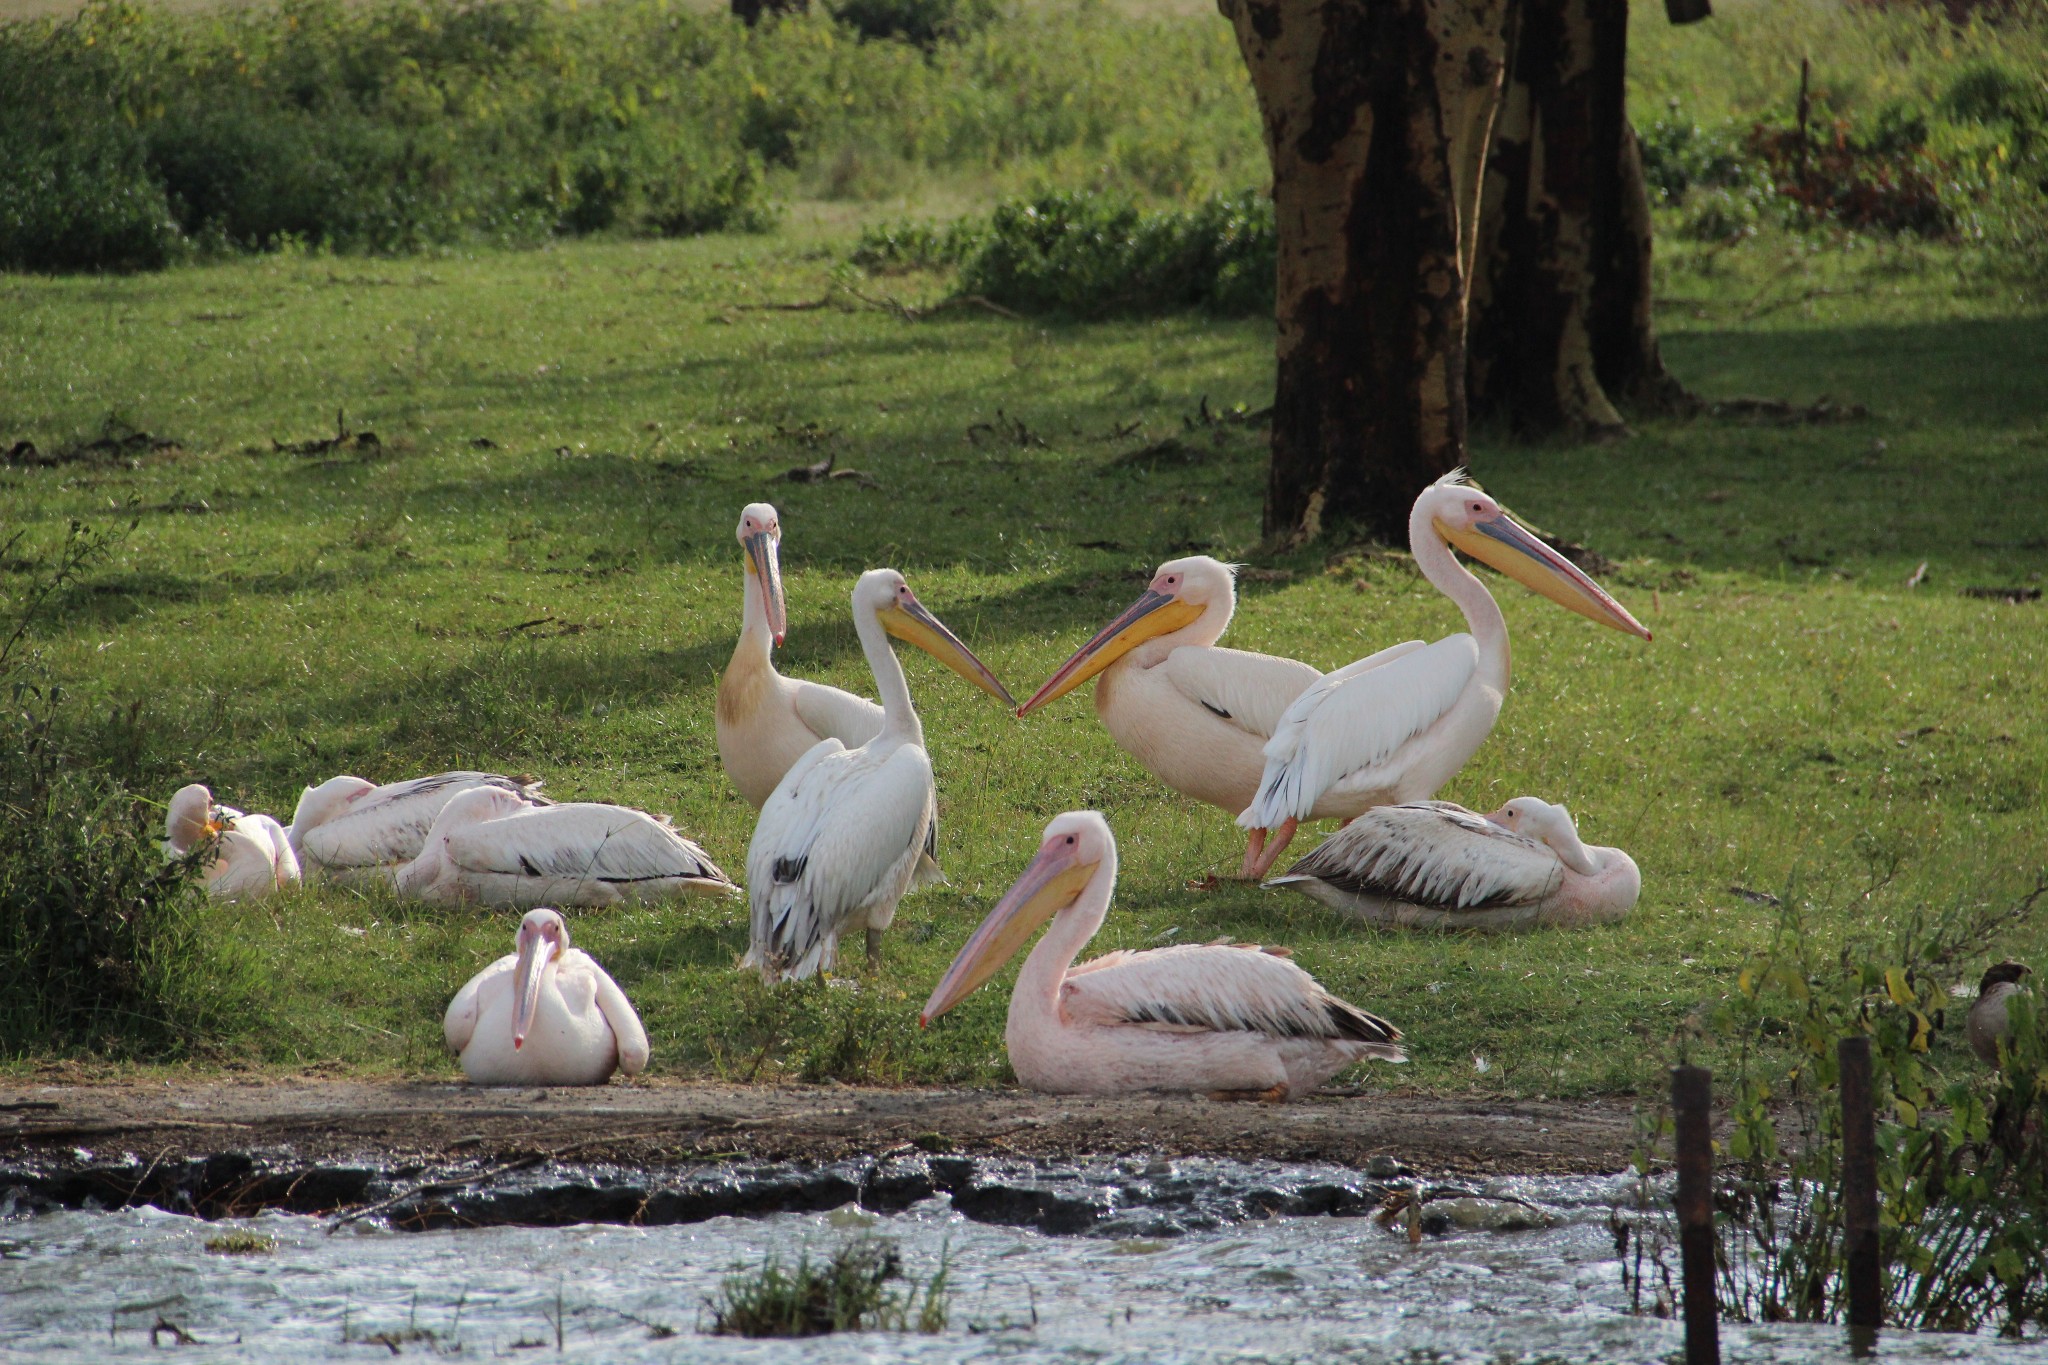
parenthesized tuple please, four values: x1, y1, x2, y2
(444, 908, 649, 1086)
(395, 786, 737, 909)
(1268, 796, 1640, 931)
(1969, 961, 2032, 1066)
(921, 811, 1405, 1100)
(163, 783, 299, 900)
(291, 771, 548, 884)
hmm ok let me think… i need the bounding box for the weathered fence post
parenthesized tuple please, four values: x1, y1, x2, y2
(1672, 1064, 1719, 1365)
(1839, 1035, 1881, 1348)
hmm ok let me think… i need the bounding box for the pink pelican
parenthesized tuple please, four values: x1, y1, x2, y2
(1015, 556, 1322, 873)
(920, 811, 1406, 1100)
(396, 787, 736, 908)
(290, 771, 548, 884)
(1268, 797, 1640, 930)
(744, 569, 1013, 982)
(1237, 473, 1651, 879)
(444, 908, 649, 1086)
(164, 783, 299, 900)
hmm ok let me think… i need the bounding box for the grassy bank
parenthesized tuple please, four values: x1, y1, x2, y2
(1, 207, 2042, 1095)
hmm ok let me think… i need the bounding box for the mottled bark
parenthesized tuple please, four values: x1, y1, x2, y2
(1221, 0, 1509, 546)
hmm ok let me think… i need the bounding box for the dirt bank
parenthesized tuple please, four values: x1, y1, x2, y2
(0, 1079, 1642, 1176)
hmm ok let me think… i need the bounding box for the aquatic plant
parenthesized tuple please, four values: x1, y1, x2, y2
(705, 1238, 949, 1337)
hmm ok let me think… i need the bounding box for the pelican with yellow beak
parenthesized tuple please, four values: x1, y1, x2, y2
(744, 568, 1015, 982)
(921, 811, 1405, 1100)
(444, 908, 649, 1086)
(1235, 473, 1651, 880)
(164, 783, 300, 901)
(1015, 556, 1321, 874)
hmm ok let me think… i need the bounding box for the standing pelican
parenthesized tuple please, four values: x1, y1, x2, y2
(444, 908, 649, 1086)
(1015, 556, 1322, 873)
(164, 783, 300, 900)
(744, 569, 1014, 982)
(1268, 797, 1640, 930)
(922, 811, 1404, 1099)
(1237, 473, 1651, 879)
(396, 786, 737, 908)
(290, 771, 547, 884)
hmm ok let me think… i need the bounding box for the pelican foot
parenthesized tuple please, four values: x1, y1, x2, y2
(1235, 828, 1269, 881)
(1208, 1083, 1290, 1104)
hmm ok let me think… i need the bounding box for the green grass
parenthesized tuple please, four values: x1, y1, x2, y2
(1, 209, 2041, 1098)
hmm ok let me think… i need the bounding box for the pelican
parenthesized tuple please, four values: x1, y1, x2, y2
(921, 811, 1405, 1099)
(1969, 962, 2032, 1066)
(1015, 556, 1322, 872)
(395, 786, 736, 908)
(290, 771, 547, 884)
(743, 568, 1013, 982)
(1236, 473, 1651, 879)
(1268, 796, 1640, 930)
(163, 783, 300, 900)
(444, 908, 649, 1086)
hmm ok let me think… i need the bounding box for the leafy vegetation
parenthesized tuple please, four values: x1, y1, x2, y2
(706, 1238, 949, 1337)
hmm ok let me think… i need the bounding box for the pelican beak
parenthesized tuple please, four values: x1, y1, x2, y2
(1436, 513, 1651, 640)
(1017, 588, 1206, 716)
(744, 531, 786, 646)
(921, 840, 1099, 1026)
(879, 592, 1016, 707)
(511, 918, 562, 1051)
(202, 817, 226, 837)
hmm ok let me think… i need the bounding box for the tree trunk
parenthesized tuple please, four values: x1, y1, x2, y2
(1221, 0, 1510, 546)
(1467, 0, 1686, 437)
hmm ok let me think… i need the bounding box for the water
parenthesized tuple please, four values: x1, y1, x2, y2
(2, 1167, 2041, 1363)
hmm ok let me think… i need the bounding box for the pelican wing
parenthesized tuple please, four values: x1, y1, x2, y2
(745, 739, 933, 979)
(573, 950, 651, 1077)
(1273, 801, 1563, 909)
(445, 803, 732, 888)
(790, 680, 887, 750)
(1241, 637, 1473, 826)
(1061, 942, 1401, 1051)
(1160, 646, 1323, 740)
(444, 953, 513, 1056)
(302, 771, 546, 868)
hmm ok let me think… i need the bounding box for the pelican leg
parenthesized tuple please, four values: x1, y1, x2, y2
(1235, 828, 1268, 881)
(1208, 1083, 1290, 1104)
(865, 928, 884, 968)
(1245, 819, 1298, 881)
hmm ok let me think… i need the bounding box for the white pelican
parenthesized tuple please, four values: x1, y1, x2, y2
(1268, 797, 1640, 930)
(290, 771, 547, 884)
(444, 908, 649, 1086)
(395, 786, 737, 908)
(1015, 556, 1322, 873)
(1969, 962, 2032, 1066)
(1236, 473, 1651, 879)
(743, 568, 1013, 982)
(921, 811, 1405, 1100)
(163, 783, 299, 900)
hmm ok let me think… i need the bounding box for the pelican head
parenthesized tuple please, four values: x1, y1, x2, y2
(1487, 796, 1598, 876)
(291, 775, 377, 838)
(165, 783, 217, 854)
(511, 908, 571, 1050)
(1017, 556, 1234, 716)
(857, 568, 1015, 706)
(920, 810, 1111, 1025)
(1420, 477, 1651, 640)
(737, 502, 786, 646)
(395, 786, 533, 896)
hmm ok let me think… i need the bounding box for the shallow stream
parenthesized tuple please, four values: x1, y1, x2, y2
(3, 1162, 2043, 1363)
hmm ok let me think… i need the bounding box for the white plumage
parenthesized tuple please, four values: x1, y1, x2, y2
(445, 908, 649, 1086)
(163, 783, 300, 901)
(290, 770, 548, 884)
(396, 786, 736, 909)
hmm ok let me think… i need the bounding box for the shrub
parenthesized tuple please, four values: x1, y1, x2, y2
(707, 1239, 949, 1337)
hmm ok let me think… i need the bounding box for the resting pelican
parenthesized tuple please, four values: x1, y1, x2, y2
(164, 783, 300, 900)
(1268, 797, 1640, 930)
(290, 771, 547, 884)
(1015, 556, 1321, 873)
(396, 786, 736, 908)
(743, 568, 1012, 982)
(921, 811, 1405, 1100)
(444, 908, 649, 1086)
(1237, 473, 1651, 879)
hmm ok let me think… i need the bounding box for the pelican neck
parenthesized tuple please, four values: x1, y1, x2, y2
(1409, 506, 1511, 691)
(854, 599, 921, 741)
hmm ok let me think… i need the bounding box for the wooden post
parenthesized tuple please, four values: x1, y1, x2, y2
(1672, 1065, 1719, 1365)
(1839, 1036, 1881, 1340)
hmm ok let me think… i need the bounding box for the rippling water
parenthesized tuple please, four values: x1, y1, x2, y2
(3, 1170, 2041, 1363)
